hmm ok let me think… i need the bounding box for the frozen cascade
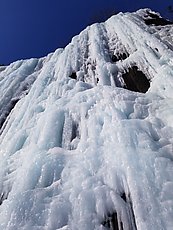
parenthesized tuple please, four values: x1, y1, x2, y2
(0, 8, 173, 230)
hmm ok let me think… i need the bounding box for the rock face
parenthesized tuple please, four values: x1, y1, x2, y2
(0, 8, 173, 230)
(143, 10, 173, 26)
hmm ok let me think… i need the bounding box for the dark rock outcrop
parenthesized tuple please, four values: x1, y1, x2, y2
(144, 11, 173, 26)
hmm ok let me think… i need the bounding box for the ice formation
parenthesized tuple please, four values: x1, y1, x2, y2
(0, 9, 173, 230)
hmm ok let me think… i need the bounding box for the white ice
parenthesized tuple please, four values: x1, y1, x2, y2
(0, 8, 173, 230)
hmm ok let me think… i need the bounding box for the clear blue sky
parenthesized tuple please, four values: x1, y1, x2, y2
(0, 0, 172, 64)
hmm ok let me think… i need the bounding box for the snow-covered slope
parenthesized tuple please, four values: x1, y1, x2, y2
(0, 9, 173, 230)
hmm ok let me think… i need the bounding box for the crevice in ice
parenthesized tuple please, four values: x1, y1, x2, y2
(0, 97, 20, 132)
(71, 122, 79, 142)
(144, 11, 173, 26)
(101, 191, 137, 230)
(120, 192, 127, 202)
(0, 192, 9, 206)
(123, 192, 137, 230)
(111, 52, 129, 63)
(102, 211, 120, 230)
(121, 66, 150, 93)
(69, 72, 77, 80)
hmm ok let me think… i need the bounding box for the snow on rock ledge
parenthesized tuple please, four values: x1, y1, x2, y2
(0, 9, 173, 230)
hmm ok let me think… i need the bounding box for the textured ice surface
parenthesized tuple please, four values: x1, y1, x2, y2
(0, 9, 173, 230)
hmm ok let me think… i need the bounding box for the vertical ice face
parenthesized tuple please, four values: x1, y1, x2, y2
(0, 8, 173, 230)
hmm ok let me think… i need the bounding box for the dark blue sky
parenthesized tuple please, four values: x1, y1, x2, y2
(0, 0, 172, 64)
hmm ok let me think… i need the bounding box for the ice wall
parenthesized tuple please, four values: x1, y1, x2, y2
(0, 9, 173, 230)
